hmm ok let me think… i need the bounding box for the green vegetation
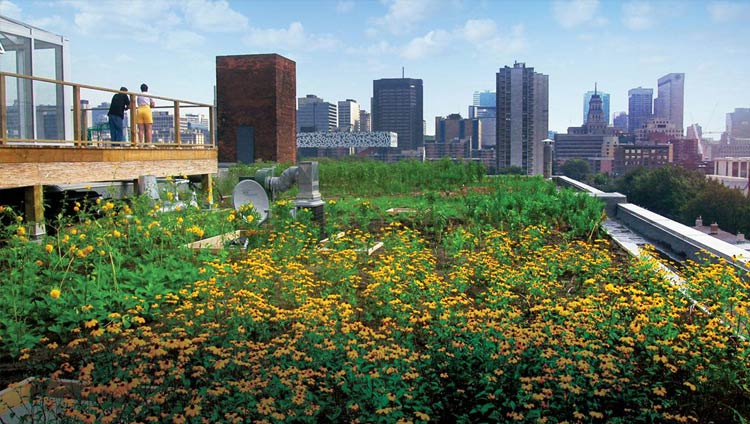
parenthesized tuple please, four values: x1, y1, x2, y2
(1, 160, 749, 422)
(610, 166, 750, 234)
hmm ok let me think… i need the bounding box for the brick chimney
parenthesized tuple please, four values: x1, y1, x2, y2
(709, 222, 719, 235)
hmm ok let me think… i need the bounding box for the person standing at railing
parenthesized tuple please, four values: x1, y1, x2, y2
(136, 83, 156, 144)
(107, 86, 130, 144)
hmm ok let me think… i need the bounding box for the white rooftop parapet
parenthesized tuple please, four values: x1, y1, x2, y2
(617, 203, 750, 271)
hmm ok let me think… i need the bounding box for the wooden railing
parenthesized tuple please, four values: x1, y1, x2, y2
(0, 71, 215, 149)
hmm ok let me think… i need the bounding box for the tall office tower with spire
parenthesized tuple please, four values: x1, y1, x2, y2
(585, 87, 607, 134)
(496, 62, 549, 175)
(372, 78, 423, 150)
(628, 87, 653, 133)
(338, 99, 360, 132)
(654, 73, 685, 135)
(583, 89, 610, 125)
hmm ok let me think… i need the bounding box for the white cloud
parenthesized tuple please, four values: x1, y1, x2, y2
(164, 30, 206, 51)
(639, 55, 669, 65)
(622, 1, 654, 30)
(552, 0, 606, 29)
(114, 53, 135, 63)
(706, 1, 750, 23)
(180, 0, 248, 32)
(244, 22, 340, 52)
(66, 0, 179, 41)
(401, 29, 450, 59)
(336, 0, 355, 13)
(400, 19, 525, 60)
(372, 0, 439, 35)
(462, 19, 497, 43)
(27, 16, 66, 30)
(0, 0, 22, 19)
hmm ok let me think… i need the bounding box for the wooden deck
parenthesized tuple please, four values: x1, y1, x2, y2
(0, 146, 218, 190)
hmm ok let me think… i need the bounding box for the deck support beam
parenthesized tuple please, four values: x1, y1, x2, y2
(24, 185, 46, 239)
(201, 174, 214, 207)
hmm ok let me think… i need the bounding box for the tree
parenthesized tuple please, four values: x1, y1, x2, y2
(616, 165, 706, 221)
(681, 179, 750, 234)
(560, 159, 591, 182)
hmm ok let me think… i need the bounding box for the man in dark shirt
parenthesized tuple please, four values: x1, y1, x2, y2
(107, 87, 130, 143)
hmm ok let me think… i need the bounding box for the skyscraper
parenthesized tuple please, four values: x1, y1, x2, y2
(613, 112, 628, 132)
(583, 90, 610, 125)
(628, 87, 653, 133)
(654, 73, 685, 134)
(297, 94, 337, 132)
(726, 108, 750, 140)
(338, 99, 360, 132)
(372, 78, 423, 150)
(496, 62, 549, 175)
(359, 110, 371, 132)
(473, 90, 496, 107)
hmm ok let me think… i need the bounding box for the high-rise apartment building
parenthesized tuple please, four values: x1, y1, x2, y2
(359, 110, 371, 132)
(583, 90, 610, 125)
(216, 54, 296, 163)
(654, 73, 685, 135)
(435, 114, 481, 149)
(496, 62, 549, 175)
(372, 78, 424, 150)
(297, 94, 337, 133)
(613, 112, 628, 132)
(727, 108, 750, 140)
(338, 99, 360, 132)
(473, 90, 496, 107)
(628, 87, 653, 133)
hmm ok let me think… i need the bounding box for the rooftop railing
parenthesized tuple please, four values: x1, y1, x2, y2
(0, 71, 216, 149)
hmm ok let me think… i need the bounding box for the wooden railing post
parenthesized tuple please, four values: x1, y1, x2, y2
(0, 74, 6, 145)
(73, 85, 81, 146)
(129, 93, 138, 147)
(174, 101, 181, 146)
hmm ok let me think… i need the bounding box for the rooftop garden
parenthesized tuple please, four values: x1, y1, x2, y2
(1, 159, 749, 423)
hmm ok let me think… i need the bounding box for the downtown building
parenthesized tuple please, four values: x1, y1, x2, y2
(372, 78, 424, 152)
(555, 90, 620, 175)
(628, 87, 653, 133)
(654, 73, 685, 135)
(297, 95, 337, 133)
(496, 62, 548, 175)
(584, 90, 610, 125)
(338, 99, 360, 132)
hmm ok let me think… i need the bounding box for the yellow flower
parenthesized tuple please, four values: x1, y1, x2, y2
(50, 288, 61, 299)
(16, 226, 26, 236)
(45, 244, 54, 253)
(652, 386, 667, 396)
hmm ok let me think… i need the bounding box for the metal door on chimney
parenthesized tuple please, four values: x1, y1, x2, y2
(236, 126, 254, 163)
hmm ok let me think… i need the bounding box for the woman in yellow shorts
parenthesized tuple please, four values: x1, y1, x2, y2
(136, 83, 156, 144)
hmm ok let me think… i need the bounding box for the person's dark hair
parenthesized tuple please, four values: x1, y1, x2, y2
(140, 83, 148, 92)
(120, 86, 128, 92)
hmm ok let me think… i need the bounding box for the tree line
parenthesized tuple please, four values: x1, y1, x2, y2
(560, 159, 750, 236)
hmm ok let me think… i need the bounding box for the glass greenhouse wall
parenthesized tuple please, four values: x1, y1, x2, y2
(0, 16, 71, 141)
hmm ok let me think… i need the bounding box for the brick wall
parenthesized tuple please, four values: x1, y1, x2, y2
(216, 54, 296, 163)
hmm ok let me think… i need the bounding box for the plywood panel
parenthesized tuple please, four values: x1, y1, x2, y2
(0, 147, 215, 164)
(0, 159, 218, 189)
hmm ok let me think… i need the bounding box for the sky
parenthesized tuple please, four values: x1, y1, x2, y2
(2, 0, 749, 136)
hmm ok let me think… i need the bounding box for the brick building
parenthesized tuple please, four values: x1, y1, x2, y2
(216, 54, 296, 163)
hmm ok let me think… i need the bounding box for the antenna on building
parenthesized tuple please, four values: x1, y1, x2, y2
(402, 66, 404, 78)
(594, 82, 597, 95)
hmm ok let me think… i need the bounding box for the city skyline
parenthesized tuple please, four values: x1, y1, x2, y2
(1, 0, 749, 135)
